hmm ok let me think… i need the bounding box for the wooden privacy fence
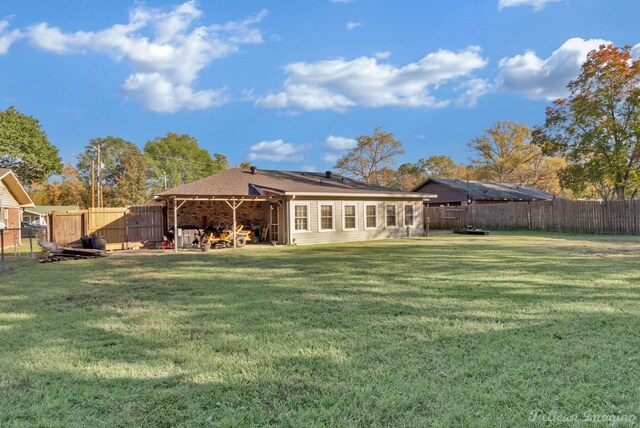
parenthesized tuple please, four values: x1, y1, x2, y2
(48, 206, 164, 249)
(426, 199, 640, 235)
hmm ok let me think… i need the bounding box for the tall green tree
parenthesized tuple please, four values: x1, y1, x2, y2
(533, 44, 640, 200)
(77, 136, 147, 206)
(334, 127, 404, 186)
(0, 106, 62, 185)
(111, 144, 148, 205)
(143, 133, 227, 193)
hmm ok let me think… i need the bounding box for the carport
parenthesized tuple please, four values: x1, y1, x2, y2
(161, 194, 286, 252)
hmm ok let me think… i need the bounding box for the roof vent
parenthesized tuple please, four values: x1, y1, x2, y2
(250, 166, 257, 175)
(325, 170, 332, 179)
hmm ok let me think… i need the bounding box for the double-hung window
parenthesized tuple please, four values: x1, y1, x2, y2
(365, 203, 377, 229)
(294, 203, 310, 231)
(343, 203, 357, 230)
(386, 204, 397, 227)
(404, 205, 415, 226)
(319, 203, 335, 231)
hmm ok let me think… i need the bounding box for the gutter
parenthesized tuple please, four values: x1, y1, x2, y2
(283, 191, 436, 199)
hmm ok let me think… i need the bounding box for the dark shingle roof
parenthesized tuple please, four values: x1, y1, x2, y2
(416, 178, 557, 201)
(158, 168, 432, 198)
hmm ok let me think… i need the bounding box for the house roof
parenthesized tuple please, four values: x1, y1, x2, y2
(0, 168, 35, 207)
(413, 178, 557, 201)
(23, 205, 79, 215)
(157, 168, 435, 199)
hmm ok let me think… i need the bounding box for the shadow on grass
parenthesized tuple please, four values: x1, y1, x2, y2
(1, 313, 638, 427)
(0, 235, 639, 426)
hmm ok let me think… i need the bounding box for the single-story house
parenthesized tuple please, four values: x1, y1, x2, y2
(413, 178, 556, 206)
(22, 205, 79, 225)
(154, 167, 436, 249)
(0, 168, 35, 248)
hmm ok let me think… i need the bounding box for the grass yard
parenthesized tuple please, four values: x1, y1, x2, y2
(1, 232, 639, 427)
(1, 238, 41, 274)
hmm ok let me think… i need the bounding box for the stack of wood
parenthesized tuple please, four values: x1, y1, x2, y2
(38, 241, 110, 262)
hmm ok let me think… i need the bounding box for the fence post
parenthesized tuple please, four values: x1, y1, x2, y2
(1, 229, 4, 273)
(125, 207, 130, 250)
(29, 227, 33, 257)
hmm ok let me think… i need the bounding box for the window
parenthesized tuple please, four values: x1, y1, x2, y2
(386, 204, 397, 227)
(365, 203, 377, 229)
(319, 203, 334, 231)
(404, 204, 415, 226)
(343, 203, 357, 230)
(294, 203, 310, 231)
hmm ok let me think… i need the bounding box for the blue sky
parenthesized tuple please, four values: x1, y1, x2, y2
(1, 0, 639, 172)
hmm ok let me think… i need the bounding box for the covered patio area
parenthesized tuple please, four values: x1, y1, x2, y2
(163, 195, 286, 252)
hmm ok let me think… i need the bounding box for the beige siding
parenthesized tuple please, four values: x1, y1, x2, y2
(0, 181, 20, 209)
(290, 199, 424, 245)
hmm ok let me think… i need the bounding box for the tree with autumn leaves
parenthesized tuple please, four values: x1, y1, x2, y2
(533, 44, 640, 200)
(469, 121, 566, 194)
(334, 127, 405, 186)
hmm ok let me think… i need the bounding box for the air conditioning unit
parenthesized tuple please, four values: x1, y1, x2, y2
(0, 220, 6, 230)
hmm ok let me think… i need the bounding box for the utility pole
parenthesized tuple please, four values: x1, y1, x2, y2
(91, 160, 95, 209)
(96, 143, 102, 208)
(162, 171, 167, 190)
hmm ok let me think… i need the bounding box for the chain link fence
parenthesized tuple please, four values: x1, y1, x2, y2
(0, 225, 48, 274)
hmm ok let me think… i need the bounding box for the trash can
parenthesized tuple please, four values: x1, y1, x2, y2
(81, 236, 93, 249)
(91, 236, 107, 251)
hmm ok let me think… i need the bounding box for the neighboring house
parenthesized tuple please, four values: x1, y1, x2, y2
(22, 206, 80, 225)
(0, 168, 35, 248)
(154, 167, 435, 247)
(413, 178, 557, 206)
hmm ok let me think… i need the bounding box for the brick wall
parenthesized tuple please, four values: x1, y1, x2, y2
(169, 200, 271, 229)
(1, 207, 21, 249)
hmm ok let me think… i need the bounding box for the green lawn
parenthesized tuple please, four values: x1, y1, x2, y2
(1, 237, 41, 273)
(1, 232, 639, 427)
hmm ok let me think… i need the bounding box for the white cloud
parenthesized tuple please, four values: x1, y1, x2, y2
(247, 139, 309, 162)
(498, 0, 562, 11)
(325, 135, 356, 151)
(300, 165, 318, 172)
(498, 37, 609, 100)
(456, 78, 491, 107)
(23, 2, 266, 112)
(346, 22, 362, 31)
(321, 154, 340, 164)
(0, 20, 22, 54)
(632, 43, 640, 59)
(322, 135, 356, 165)
(374, 51, 390, 60)
(122, 73, 228, 113)
(255, 46, 488, 111)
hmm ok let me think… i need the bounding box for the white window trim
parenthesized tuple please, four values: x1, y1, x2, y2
(404, 204, 415, 227)
(318, 202, 336, 232)
(385, 203, 398, 228)
(364, 202, 378, 230)
(342, 202, 358, 231)
(292, 202, 311, 233)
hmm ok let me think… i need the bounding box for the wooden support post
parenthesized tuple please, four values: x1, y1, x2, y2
(224, 200, 244, 249)
(173, 198, 178, 253)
